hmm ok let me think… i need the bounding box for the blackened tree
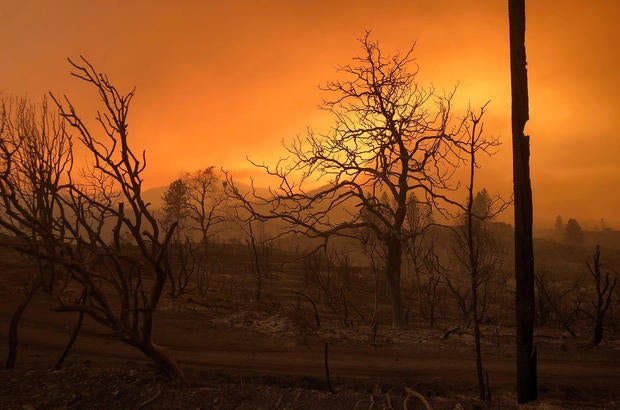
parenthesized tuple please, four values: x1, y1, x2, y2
(509, 0, 537, 402)
(228, 33, 485, 328)
(0, 58, 183, 378)
(580, 245, 617, 345)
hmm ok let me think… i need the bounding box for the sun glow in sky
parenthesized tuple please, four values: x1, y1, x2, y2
(2, 1, 619, 228)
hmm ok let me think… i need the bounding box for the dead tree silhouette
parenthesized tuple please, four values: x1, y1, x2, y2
(227, 33, 491, 329)
(0, 58, 184, 379)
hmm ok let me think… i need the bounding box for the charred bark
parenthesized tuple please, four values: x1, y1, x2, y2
(385, 233, 405, 328)
(138, 342, 185, 380)
(509, 0, 537, 403)
(5, 281, 39, 369)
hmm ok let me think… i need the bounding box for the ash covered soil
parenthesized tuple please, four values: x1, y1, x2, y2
(1, 265, 619, 409)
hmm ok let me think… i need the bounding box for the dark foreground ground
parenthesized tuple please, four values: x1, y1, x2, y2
(1, 266, 619, 409)
(3, 363, 618, 410)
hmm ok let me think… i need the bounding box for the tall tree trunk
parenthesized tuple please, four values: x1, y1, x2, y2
(509, 0, 537, 403)
(466, 119, 487, 402)
(386, 234, 405, 328)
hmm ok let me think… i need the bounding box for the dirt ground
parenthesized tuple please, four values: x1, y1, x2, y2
(1, 264, 620, 409)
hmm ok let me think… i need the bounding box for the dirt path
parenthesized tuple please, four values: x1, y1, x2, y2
(2, 293, 619, 401)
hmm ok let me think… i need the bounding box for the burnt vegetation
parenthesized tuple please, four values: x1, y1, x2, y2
(1, 34, 619, 408)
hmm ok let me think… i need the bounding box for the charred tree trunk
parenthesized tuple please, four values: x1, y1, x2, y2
(6, 281, 39, 369)
(324, 342, 334, 393)
(54, 310, 85, 370)
(509, 0, 537, 403)
(247, 220, 262, 302)
(138, 342, 185, 380)
(586, 245, 617, 346)
(165, 255, 178, 298)
(54, 290, 86, 370)
(472, 275, 487, 401)
(5, 283, 40, 369)
(386, 233, 405, 329)
(593, 322, 603, 346)
(465, 112, 488, 402)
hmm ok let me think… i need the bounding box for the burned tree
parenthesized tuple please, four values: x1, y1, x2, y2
(228, 33, 475, 328)
(161, 179, 189, 233)
(184, 167, 227, 246)
(183, 167, 227, 294)
(0, 58, 183, 378)
(230, 201, 274, 302)
(0, 96, 72, 369)
(159, 168, 225, 297)
(580, 245, 617, 346)
(403, 193, 442, 327)
(451, 105, 506, 401)
(509, 0, 537, 402)
(160, 178, 191, 296)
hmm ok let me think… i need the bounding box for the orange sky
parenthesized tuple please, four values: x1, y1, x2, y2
(2, 1, 619, 229)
